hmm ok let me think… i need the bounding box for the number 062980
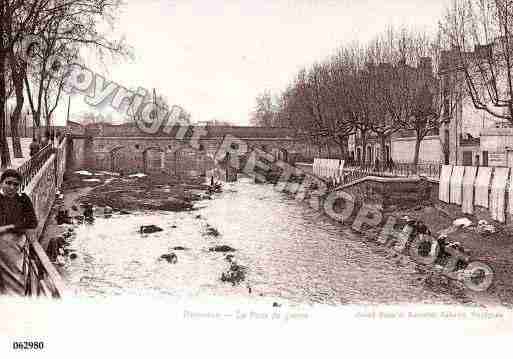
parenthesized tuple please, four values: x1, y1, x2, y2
(12, 341, 45, 350)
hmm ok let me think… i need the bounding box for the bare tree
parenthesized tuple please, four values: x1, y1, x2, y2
(250, 91, 277, 127)
(363, 27, 462, 167)
(340, 46, 375, 165)
(441, 0, 513, 123)
(0, 0, 130, 166)
(24, 0, 130, 131)
(1, 0, 43, 167)
(250, 25, 460, 168)
(318, 58, 355, 158)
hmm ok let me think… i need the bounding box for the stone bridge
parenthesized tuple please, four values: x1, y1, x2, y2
(68, 123, 307, 176)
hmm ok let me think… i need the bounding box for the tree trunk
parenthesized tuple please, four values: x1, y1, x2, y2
(443, 143, 449, 165)
(413, 136, 421, 173)
(0, 55, 9, 168)
(10, 62, 25, 158)
(380, 135, 387, 165)
(325, 142, 332, 157)
(339, 143, 346, 160)
(24, 74, 41, 128)
(337, 135, 348, 160)
(33, 110, 41, 128)
(0, 42, 10, 166)
(361, 136, 367, 166)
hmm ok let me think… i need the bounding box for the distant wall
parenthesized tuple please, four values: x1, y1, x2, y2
(66, 138, 87, 170)
(391, 135, 441, 163)
(70, 136, 304, 173)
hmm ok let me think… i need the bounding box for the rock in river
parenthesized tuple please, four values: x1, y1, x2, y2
(209, 245, 236, 252)
(140, 225, 163, 234)
(220, 262, 246, 285)
(205, 225, 220, 237)
(156, 198, 193, 211)
(160, 253, 178, 263)
(172, 246, 188, 251)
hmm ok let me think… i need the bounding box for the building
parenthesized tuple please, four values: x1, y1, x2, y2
(348, 57, 444, 165)
(349, 130, 387, 165)
(390, 129, 442, 164)
(439, 44, 513, 167)
(479, 128, 513, 167)
(348, 128, 442, 165)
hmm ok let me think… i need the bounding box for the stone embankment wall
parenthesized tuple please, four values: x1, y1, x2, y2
(336, 177, 432, 212)
(24, 139, 68, 242)
(295, 162, 313, 174)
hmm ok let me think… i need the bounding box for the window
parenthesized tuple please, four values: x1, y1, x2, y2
(135, 144, 140, 150)
(462, 151, 473, 166)
(443, 97, 450, 118)
(483, 151, 489, 167)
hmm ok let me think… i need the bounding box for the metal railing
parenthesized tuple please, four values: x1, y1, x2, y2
(2, 140, 68, 298)
(343, 162, 441, 180)
(17, 144, 54, 191)
(22, 237, 67, 298)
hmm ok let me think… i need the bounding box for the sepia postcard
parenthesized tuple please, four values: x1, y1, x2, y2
(0, 0, 512, 357)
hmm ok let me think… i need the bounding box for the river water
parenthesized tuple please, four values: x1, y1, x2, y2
(62, 177, 459, 305)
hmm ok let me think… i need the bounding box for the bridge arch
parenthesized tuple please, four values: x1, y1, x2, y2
(142, 146, 165, 173)
(278, 148, 288, 162)
(110, 146, 129, 173)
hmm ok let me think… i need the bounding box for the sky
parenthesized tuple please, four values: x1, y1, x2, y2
(59, 0, 451, 126)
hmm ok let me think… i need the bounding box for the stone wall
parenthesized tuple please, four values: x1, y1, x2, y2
(55, 139, 67, 189)
(391, 135, 442, 163)
(25, 154, 57, 241)
(337, 177, 432, 212)
(67, 138, 86, 170)
(70, 135, 304, 174)
(295, 162, 313, 174)
(14, 140, 69, 243)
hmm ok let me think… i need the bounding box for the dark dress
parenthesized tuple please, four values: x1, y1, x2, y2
(0, 193, 38, 295)
(0, 192, 38, 232)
